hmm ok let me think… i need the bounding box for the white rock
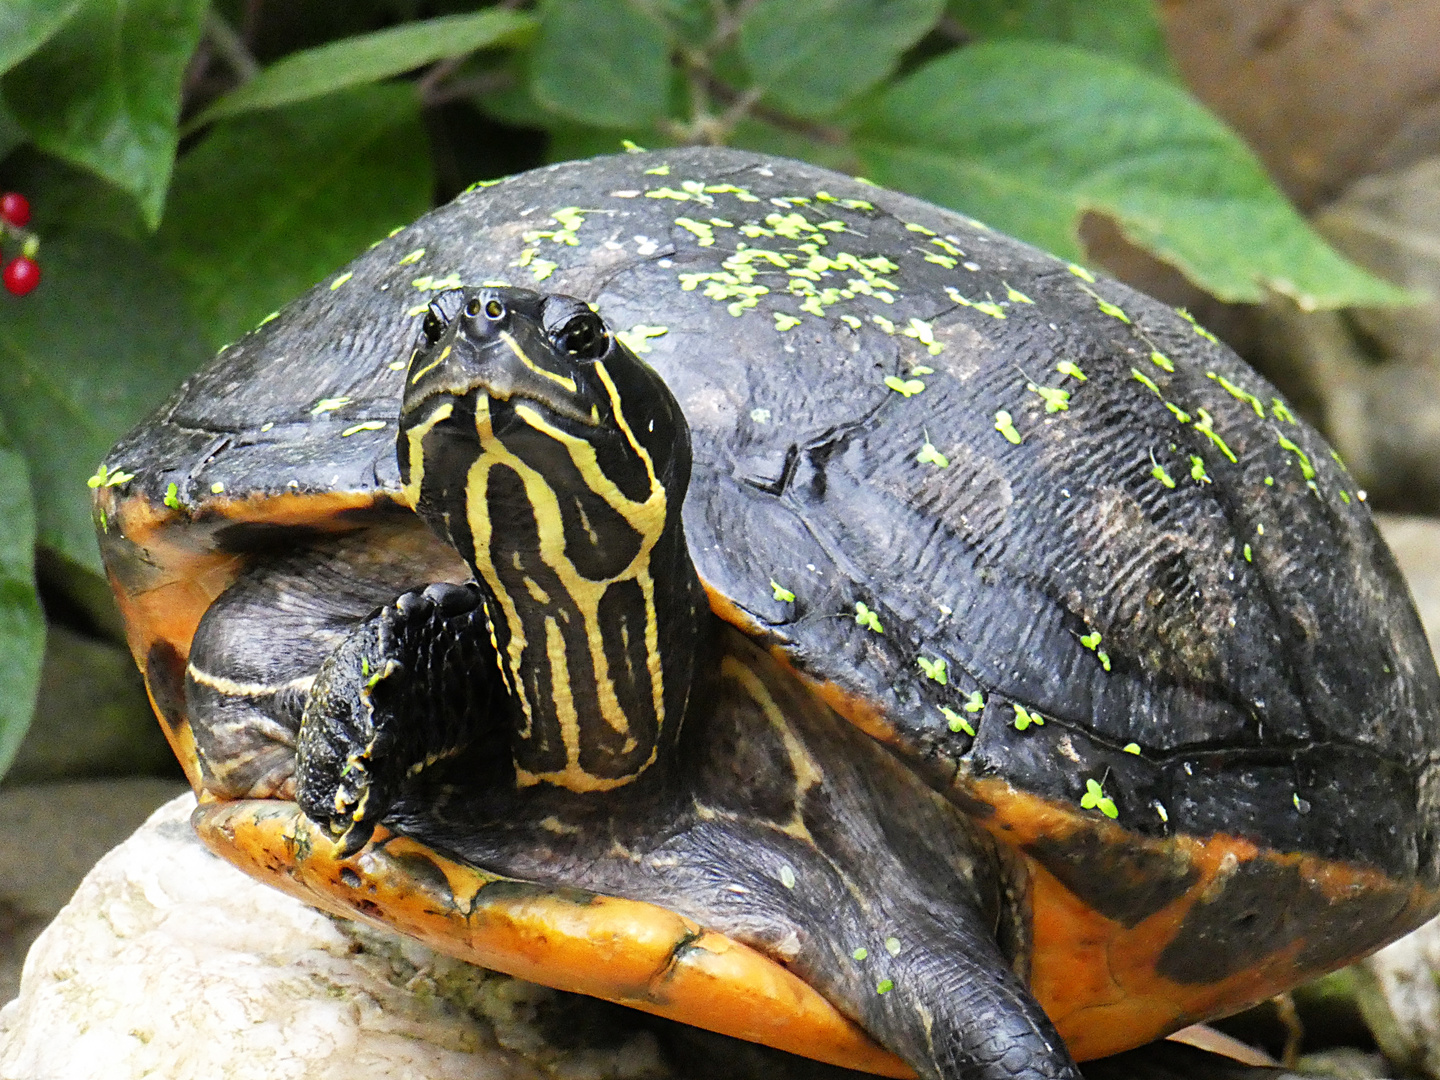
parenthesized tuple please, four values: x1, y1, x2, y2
(1355, 916, 1440, 1079)
(1338, 516, 1440, 1078)
(0, 794, 670, 1080)
(0, 777, 190, 1003)
(1376, 515, 1440, 656)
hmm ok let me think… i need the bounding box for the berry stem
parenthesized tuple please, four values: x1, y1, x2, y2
(0, 194, 41, 296)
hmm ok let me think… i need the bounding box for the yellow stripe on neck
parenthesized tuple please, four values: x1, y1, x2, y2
(465, 395, 667, 792)
(401, 401, 454, 508)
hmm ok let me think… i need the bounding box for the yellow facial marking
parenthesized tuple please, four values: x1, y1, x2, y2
(499, 330, 579, 393)
(410, 344, 452, 385)
(593, 361, 659, 485)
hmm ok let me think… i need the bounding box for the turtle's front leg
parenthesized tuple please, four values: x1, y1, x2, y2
(296, 581, 500, 856)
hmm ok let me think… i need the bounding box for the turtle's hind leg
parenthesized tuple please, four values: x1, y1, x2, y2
(412, 626, 1081, 1080)
(184, 523, 473, 805)
(668, 632, 1080, 1080)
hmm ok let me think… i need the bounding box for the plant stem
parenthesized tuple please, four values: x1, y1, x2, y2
(423, 70, 517, 109)
(417, 55, 468, 106)
(206, 10, 260, 84)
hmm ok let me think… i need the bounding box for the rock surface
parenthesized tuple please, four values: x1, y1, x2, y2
(0, 793, 687, 1080)
(1161, 0, 1440, 209)
(0, 794, 1306, 1080)
(1377, 515, 1440, 654)
(1252, 158, 1440, 513)
(1356, 917, 1440, 1079)
(0, 777, 188, 1003)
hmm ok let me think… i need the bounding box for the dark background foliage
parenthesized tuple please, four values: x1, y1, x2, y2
(0, 0, 1413, 778)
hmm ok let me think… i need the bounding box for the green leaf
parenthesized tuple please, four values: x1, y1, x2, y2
(947, 0, 1175, 76)
(0, 231, 207, 573)
(479, 55, 662, 160)
(192, 9, 536, 128)
(159, 84, 433, 350)
(739, 0, 943, 118)
(2, 0, 208, 228)
(730, 115, 861, 176)
(475, 55, 559, 130)
(855, 41, 1411, 309)
(531, 0, 671, 127)
(547, 124, 667, 165)
(0, 420, 43, 781)
(0, 0, 87, 75)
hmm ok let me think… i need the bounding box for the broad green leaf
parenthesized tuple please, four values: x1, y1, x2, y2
(0, 420, 43, 781)
(739, 0, 943, 118)
(855, 41, 1412, 309)
(0, 232, 207, 573)
(159, 84, 432, 350)
(531, 0, 671, 128)
(948, 0, 1175, 76)
(192, 9, 536, 128)
(730, 116, 861, 177)
(477, 80, 559, 131)
(0, 0, 87, 75)
(8, 624, 171, 784)
(2, 0, 207, 228)
(476, 52, 571, 130)
(547, 125, 665, 165)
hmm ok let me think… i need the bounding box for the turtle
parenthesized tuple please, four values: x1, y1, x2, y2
(93, 146, 1440, 1080)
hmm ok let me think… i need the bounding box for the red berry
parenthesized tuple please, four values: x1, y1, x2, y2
(3, 256, 40, 296)
(0, 193, 30, 228)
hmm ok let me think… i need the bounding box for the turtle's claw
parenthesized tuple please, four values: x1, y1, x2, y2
(295, 611, 399, 844)
(332, 818, 377, 859)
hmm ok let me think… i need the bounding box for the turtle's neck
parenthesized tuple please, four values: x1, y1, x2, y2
(407, 385, 708, 794)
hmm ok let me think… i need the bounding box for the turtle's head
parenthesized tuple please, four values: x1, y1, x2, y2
(399, 287, 689, 535)
(397, 286, 703, 792)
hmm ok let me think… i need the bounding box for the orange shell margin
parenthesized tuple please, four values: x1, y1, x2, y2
(195, 797, 916, 1078)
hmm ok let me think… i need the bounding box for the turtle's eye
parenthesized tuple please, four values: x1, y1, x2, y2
(420, 308, 446, 348)
(484, 298, 505, 320)
(464, 298, 483, 317)
(554, 313, 607, 361)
